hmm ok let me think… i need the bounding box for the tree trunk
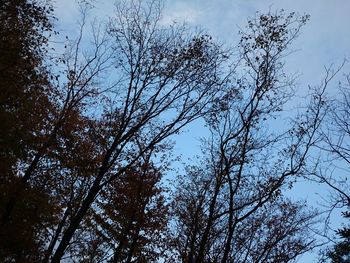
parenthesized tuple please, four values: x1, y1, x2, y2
(50, 180, 100, 263)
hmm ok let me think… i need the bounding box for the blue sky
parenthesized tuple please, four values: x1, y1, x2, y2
(163, 0, 350, 84)
(53, 1, 350, 261)
(54, 0, 350, 84)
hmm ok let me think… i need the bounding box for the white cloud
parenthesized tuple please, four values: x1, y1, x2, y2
(161, 2, 202, 26)
(53, 0, 350, 85)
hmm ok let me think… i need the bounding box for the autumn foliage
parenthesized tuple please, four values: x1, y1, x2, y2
(0, 0, 348, 262)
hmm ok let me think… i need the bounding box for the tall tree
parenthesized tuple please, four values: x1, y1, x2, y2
(0, 1, 109, 260)
(319, 73, 350, 262)
(49, 0, 228, 261)
(0, 0, 53, 179)
(89, 160, 168, 262)
(1, 0, 343, 261)
(0, 0, 57, 261)
(169, 11, 325, 263)
(327, 209, 350, 263)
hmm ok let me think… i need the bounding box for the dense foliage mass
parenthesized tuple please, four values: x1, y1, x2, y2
(0, 0, 348, 262)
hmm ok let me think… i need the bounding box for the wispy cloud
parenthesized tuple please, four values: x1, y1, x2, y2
(161, 3, 202, 26)
(53, 0, 350, 81)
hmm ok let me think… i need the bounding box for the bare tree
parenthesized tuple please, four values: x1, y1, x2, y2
(169, 10, 326, 263)
(314, 71, 350, 262)
(50, 0, 228, 261)
(0, 1, 113, 234)
(3, 1, 343, 262)
(318, 72, 350, 208)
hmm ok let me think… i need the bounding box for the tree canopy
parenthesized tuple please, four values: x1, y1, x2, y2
(0, 0, 348, 262)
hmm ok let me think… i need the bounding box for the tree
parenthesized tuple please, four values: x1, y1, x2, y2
(0, 0, 53, 193)
(49, 0, 228, 261)
(319, 73, 350, 262)
(0, 0, 53, 173)
(0, 0, 58, 261)
(327, 209, 350, 263)
(322, 73, 350, 205)
(168, 11, 324, 263)
(0, 1, 113, 260)
(1, 0, 341, 262)
(89, 160, 168, 262)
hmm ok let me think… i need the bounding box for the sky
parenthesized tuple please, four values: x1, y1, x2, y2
(163, 0, 350, 85)
(54, 0, 350, 85)
(53, 0, 350, 261)
(53, 0, 350, 154)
